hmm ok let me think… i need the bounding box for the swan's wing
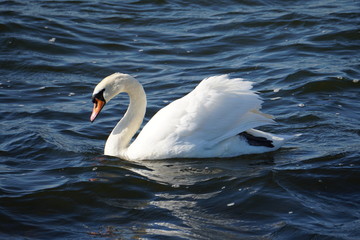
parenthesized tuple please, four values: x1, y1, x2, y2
(131, 75, 274, 154)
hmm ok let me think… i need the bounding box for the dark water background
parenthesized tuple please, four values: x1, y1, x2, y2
(1, 0, 360, 239)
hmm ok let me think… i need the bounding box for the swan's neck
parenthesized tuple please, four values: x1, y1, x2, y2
(104, 81, 146, 158)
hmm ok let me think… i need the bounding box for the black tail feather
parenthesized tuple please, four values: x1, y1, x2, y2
(239, 132, 274, 148)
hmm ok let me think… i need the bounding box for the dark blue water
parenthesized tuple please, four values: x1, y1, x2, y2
(1, 0, 359, 239)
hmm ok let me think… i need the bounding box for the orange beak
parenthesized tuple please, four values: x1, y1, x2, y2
(90, 98, 106, 122)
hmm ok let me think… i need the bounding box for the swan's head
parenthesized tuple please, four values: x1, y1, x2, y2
(90, 73, 139, 122)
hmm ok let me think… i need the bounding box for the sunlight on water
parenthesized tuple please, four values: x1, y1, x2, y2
(0, 0, 359, 239)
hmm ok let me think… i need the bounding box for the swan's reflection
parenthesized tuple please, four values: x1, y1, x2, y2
(91, 155, 276, 238)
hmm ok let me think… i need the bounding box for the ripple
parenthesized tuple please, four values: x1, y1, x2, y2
(1, 0, 360, 239)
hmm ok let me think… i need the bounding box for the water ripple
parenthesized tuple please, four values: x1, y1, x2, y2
(1, 0, 360, 239)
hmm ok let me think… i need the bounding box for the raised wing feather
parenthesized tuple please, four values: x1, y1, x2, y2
(131, 75, 274, 154)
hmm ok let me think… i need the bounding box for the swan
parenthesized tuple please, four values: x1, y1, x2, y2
(90, 73, 292, 160)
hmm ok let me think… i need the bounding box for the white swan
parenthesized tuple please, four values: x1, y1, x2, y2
(90, 73, 292, 160)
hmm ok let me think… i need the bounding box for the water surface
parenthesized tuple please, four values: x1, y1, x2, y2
(1, 0, 359, 239)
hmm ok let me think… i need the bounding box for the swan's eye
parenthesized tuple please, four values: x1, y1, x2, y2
(92, 89, 106, 104)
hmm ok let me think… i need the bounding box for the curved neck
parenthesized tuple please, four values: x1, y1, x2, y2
(104, 82, 146, 158)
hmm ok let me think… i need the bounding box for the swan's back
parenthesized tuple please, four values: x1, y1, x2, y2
(127, 75, 281, 160)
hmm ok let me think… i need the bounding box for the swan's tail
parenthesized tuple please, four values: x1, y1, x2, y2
(239, 132, 275, 148)
(245, 129, 300, 150)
